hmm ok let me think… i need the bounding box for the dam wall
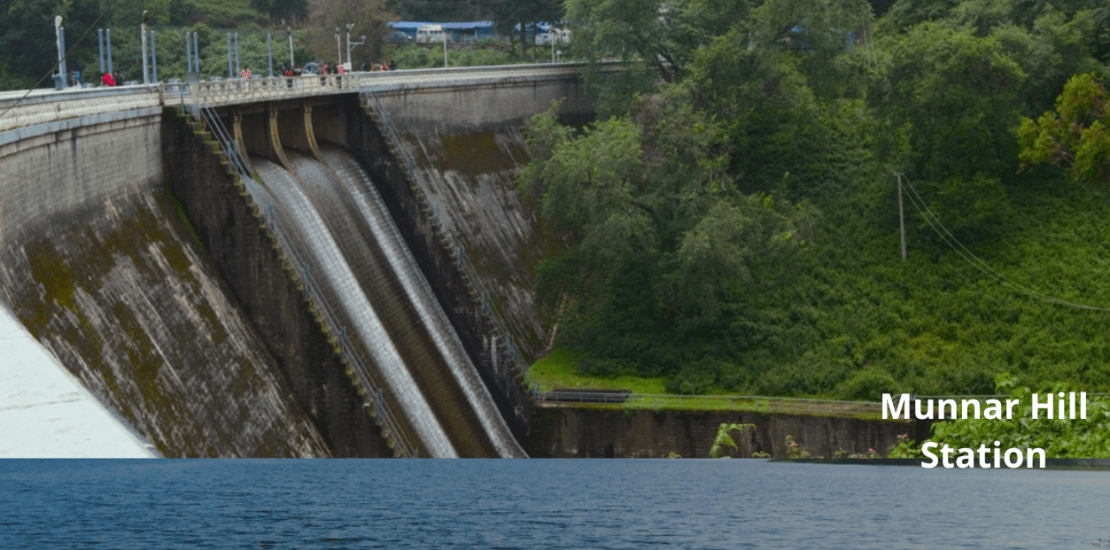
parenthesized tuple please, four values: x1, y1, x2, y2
(0, 69, 588, 457)
(0, 107, 334, 457)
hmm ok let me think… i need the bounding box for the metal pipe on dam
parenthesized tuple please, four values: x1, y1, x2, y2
(247, 146, 525, 458)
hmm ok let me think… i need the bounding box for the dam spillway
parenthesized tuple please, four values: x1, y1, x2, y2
(246, 145, 525, 458)
(0, 69, 594, 456)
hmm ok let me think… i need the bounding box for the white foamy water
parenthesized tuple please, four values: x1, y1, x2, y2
(0, 302, 158, 458)
(323, 148, 526, 458)
(247, 159, 457, 458)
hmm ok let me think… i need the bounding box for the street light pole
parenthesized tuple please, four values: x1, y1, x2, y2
(335, 27, 341, 66)
(345, 24, 365, 71)
(151, 30, 157, 82)
(345, 23, 353, 69)
(141, 11, 148, 84)
(55, 15, 66, 89)
(287, 26, 294, 69)
(106, 28, 113, 75)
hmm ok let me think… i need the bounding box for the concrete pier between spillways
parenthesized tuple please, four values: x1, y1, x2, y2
(0, 68, 591, 457)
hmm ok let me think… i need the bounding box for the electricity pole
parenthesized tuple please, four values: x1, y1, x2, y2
(897, 172, 906, 261)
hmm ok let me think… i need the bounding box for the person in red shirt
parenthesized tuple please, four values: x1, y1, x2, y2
(101, 73, 115, 86)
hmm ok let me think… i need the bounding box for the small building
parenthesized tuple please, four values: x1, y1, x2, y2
(389, 21, 498, 44)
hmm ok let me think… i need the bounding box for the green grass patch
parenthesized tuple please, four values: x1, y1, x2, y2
(526, 348, 668, 394)
(526, 348, 886, 419)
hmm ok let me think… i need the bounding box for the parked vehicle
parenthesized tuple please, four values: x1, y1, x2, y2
(416, 24, 447, 44)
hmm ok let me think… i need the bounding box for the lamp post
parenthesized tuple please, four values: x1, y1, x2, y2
(267, 33, 273, 77)
(150, 30, 157, 82)
(55, 16, 66, 89)
(141, 11, 148, 84)
(98, 29, 105, 74)
(335, 27, 341, 66)
(345, 23, 365, 71)
(345, 23, 353, 69)
(287, 26, 294, 69)
(106, 28, 113, 75)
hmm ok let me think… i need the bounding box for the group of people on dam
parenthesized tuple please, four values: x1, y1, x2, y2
(62, 60, 399, 90)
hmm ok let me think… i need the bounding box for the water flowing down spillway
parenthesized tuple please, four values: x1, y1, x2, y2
(247, 146, 526, 458)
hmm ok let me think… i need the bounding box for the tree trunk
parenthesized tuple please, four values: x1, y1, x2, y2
(530, 23, 536, 62)
(520, 19, 527, 58)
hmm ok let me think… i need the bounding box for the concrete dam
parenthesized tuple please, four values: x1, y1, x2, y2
(0, 66, 592, 457)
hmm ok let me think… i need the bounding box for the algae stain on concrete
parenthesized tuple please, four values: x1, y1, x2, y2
(398, 125, 548, 359)
(6, 186, 330, 457)
(23, 239, 81, 325)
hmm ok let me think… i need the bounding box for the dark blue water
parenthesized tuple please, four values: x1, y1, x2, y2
(1, 460, 1107, 549)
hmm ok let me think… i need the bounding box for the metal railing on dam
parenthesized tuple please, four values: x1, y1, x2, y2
(0, 63, 590, 133)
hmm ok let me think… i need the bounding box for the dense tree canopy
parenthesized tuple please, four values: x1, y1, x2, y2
(522, 0, 1110, 398)
(1019, 73, 1110, 186)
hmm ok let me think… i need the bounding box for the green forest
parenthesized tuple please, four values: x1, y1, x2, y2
(520, 0, 1110, 400)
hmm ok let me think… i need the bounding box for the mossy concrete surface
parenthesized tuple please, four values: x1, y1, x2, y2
(402, 126, 547, 360)
(0, 189, 330, 457)
(0, 110, 331, 457)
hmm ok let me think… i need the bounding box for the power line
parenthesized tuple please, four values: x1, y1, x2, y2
(899, 173, 1110, 312)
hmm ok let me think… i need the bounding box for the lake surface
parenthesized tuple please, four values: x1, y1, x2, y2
(1, 459, 1107, 548)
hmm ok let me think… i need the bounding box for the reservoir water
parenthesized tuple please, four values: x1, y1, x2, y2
(1, 459, 1106, 548)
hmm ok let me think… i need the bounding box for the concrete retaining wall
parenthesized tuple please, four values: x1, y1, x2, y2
(532, 407, 918, 459)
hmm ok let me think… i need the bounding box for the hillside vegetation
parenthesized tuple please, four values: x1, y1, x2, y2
(520, 0, 1110, 399)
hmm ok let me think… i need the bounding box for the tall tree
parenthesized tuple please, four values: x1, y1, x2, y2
(1019, 73, 1110, 186)
(519, 92, 809, 384)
